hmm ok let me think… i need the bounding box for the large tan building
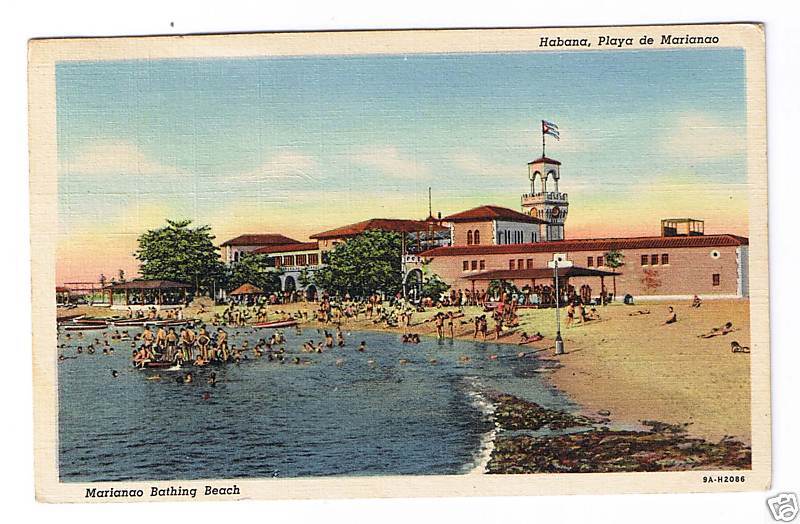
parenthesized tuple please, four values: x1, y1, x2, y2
(419, 233, 749, 300)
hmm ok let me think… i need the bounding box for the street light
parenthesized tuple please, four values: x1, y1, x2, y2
(547, 253, 573, 355)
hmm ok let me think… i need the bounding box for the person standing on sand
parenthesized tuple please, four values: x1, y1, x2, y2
(447, 312, 455, 338)
(479, 316, 488, 341)
(565, 303, 575, 328)
(494, 316, 504, 340)
(473, 316, 480, 338)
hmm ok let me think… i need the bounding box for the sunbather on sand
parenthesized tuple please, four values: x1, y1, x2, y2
(730, 340, 750, 353)
(699, 322, 735, 338)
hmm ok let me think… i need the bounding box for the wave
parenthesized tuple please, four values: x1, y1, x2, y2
(460, 376, 497, 475)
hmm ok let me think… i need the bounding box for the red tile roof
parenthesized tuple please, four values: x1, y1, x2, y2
(221, 234, 300, 247)
(420, 234, 749, 257)
(442, 205, 547, 224)
(528, 156, 562, 166)
(310, 218, 448, 240)
(253, 242, 319, 255)
(107, 279, 192, 290)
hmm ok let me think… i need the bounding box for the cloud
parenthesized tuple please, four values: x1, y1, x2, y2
(660, 113, 745, 161)
(59, 139, 185, 177)
(350, 146, 429, 179)
(238, 150, 321, 182)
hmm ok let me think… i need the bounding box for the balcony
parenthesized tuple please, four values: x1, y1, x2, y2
(522, 191, 568, 202)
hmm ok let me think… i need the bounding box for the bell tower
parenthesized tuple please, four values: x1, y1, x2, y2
(521, 156, 569, 241)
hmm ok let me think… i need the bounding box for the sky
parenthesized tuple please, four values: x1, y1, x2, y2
(56, 48, 747, 283)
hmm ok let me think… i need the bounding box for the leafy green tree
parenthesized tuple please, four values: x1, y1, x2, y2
(313, 230, 402, 298)
(298, 267, 312, 288)
(134, 219, 226, 293)
(487, 279, 519, 301)
(604, 249, 625, 298)
(226, 253, 282, 293)
(420, 273, 450, 300)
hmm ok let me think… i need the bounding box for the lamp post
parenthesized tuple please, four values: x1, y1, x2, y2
(548, 253, 572, 355)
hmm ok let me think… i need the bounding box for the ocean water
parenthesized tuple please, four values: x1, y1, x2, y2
(57, 325, 576, 482)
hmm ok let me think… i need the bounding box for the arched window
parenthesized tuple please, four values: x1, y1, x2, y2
(473, 230, 480, 245)
(467, 230, 473, 245)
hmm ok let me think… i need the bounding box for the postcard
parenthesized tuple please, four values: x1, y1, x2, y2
(29, 23, 769, 502)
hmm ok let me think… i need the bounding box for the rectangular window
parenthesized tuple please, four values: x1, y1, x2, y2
(295, 254, 307, 266)
(641, 254, 648, 266)
(526, 259, 533, 269)
(651, 254, 659, 265)
(273, 257, 281, 268)
(283, 255, 294, 266)
(463, 260, 469, 271)
(509, 259, 516, 270)
(479, 260, 486, 270)
(712, 273, 720, 286)
(597, 256, 604, 267)
(587, 256, 594, 267)
(517, 258, 524, 270)
(308, 253, 319, 265)
(471, 260, 478, 271)
(661, 253, 669, 265)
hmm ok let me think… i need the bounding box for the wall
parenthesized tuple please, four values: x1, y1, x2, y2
(425, 244, 745, 298)
(448, 220, 495, 246)
(494, 219, 542, 244)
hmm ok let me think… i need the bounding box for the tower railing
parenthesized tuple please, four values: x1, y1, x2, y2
(522, 191, 569, 201)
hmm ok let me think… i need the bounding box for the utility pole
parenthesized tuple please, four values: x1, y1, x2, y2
(548, 253, 572, 355)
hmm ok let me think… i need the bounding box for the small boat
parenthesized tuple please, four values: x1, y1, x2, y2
(57, 314, 85, 324)
(252, 319, 298, 329)
(113, 318, 149, 326)
(73, 317, 109, 325)
(140, 361, 175, 369)
(62, 323, 108, 331)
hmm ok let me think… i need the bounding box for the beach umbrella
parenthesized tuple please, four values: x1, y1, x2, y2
(229, 283, 264, 296)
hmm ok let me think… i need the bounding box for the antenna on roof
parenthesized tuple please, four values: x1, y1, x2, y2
(428, 187, 432, 218)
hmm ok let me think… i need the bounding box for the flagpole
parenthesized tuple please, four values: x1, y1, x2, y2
(542, 128, 546, 157)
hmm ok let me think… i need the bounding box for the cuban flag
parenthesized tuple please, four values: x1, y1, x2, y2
(542, 120, 560, 140)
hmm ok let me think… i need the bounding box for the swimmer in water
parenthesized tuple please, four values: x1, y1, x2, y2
(358, 341, 366, 352)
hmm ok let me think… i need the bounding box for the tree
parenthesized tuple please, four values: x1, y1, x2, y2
(134, 219, 226, 294)
(420, 273, 450, 300)
(118, 269, 126, 283)
(312, 230, 403, 298)
(487, 279, 519, 302)
(298, 267, 312, 288)
(604, 249, 625, 298)
(226, 253, 282, 293)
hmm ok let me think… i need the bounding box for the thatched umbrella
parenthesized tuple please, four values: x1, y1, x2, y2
(229, 283, 264, 296)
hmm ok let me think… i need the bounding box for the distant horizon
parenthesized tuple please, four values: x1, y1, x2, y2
(57, 48, 748, 284)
